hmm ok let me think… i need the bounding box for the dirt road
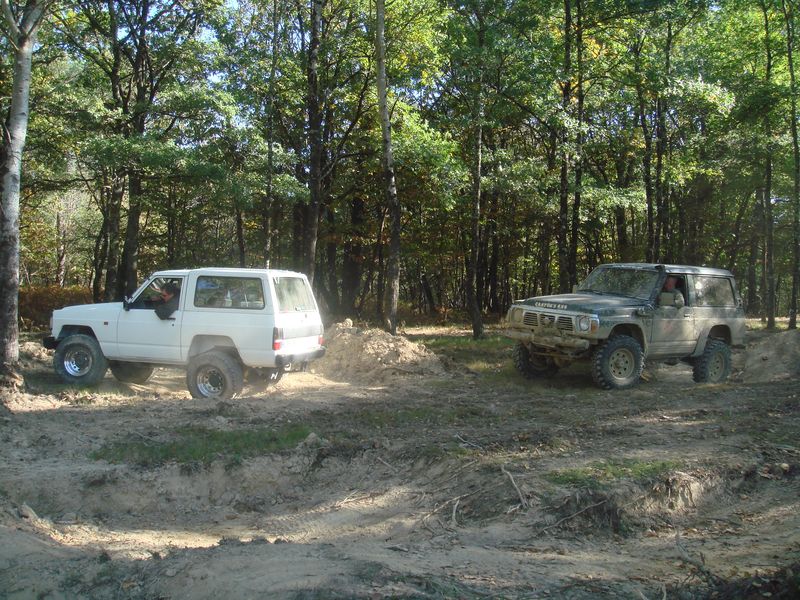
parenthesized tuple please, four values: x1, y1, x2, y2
(1, 326, 799, 598)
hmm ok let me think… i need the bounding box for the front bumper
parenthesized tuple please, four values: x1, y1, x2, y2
(275, 346, 326, 369)
(504, 328, 591, 351)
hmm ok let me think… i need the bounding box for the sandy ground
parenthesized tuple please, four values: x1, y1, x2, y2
(1, 324, 799, 599)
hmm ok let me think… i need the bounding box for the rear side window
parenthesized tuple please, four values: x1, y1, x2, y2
(694, 276, 736, 307)
(194, 276, 265, 309)
(274, 277, 316, 312)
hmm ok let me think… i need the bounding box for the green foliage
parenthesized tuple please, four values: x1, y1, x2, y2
(90, 424, 312, 467)
(12, 0, 800, 321)
(545, 459, 684, 489)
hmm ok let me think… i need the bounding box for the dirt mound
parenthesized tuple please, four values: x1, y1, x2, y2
(742, 329, 800, 383)
(315, 321, 446, 384)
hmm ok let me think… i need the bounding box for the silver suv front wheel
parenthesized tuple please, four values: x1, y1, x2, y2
(591, 335, 644, 390)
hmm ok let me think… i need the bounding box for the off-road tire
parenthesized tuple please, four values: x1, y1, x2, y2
(53, 334, 108, 386)
(186, 351, 244, 400)
(591, 335, 644, 390)
(692, 338, 732, 384)
(109, 362, 154, 384)
(512, 343, 559, 378)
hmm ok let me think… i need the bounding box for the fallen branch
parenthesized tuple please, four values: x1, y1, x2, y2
(376, 456, 397, 471)
(455, 433, 483, 450)
(501, 465, 529, 509)
(539, 499, 607, 533)
(451, 498, 460, 527)
(675, 533, 724, 587)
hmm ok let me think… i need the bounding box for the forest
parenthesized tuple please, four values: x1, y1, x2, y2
(2, 0, 800, 347)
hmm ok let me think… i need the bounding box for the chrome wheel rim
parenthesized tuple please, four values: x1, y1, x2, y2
(64, 347, 93, 377)
(196, 367, 225, 397)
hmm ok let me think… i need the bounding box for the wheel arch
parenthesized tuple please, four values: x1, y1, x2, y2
(608, 324, 646, 352)
(57, 325, 97, 340)
(693, 324, 732, 355)
(187, 335, 242, 362)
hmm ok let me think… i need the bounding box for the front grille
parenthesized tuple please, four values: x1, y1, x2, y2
(522, 311, 574, 332)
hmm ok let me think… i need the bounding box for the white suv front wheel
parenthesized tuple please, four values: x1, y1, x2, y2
(186, 351, 244, 400)
(53, 334, 108, 386)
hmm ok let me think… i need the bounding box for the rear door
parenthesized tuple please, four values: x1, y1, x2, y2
(690, 274, 740, 348)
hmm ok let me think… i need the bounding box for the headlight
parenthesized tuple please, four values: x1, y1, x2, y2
(577, 315, 598, 332)
(508, 307, 523, 323)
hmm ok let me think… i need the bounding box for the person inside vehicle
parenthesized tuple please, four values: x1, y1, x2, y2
(155, 282, 180, 320)
(661, 275, 685, 307)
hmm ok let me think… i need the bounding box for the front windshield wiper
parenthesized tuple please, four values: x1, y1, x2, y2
(579, 288, 607, 295)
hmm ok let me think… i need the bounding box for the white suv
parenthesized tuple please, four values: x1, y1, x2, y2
(43, 268, 325, 399)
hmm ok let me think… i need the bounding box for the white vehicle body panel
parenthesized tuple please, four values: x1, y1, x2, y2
(49, 268, 324, 369)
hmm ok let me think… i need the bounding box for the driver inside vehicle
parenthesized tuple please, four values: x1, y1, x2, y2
(660, 275, 685, 308)
(155, 282, 181, 320)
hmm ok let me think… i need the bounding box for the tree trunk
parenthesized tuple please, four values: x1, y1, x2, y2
(568, 0, 583, 288)
(376, 0, 401, 334)
(557, 0, 572, 293)
(341, 197, 365, 314)
(235, 204, 246, 267)
(263, 0, 281, 268)
(0, 8, 41, 373)
(118, 174, 142, 299)
(761, 0, 777, 329)
(653, 24, 673, 262)
(305, 0, 323, 283)
(783, 0, 800, 328)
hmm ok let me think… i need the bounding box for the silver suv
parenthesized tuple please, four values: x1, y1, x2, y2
(504, 263, 745, 389)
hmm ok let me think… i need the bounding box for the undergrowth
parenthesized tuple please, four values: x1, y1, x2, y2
(91, 424, 311, 467)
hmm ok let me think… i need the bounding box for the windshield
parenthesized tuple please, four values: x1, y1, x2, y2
(577, 266, 659, 300)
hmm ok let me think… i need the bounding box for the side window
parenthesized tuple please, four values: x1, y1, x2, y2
(694, 276, 736, 307)
(661, 274, 687, 305)
(129, 277, 183, 310)
(194, 276, 265, 310)
(274, 277, 316, 312)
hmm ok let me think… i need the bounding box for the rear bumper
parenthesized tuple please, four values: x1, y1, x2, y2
(42, 336, 58, 350)
(275, 346, 326, 369)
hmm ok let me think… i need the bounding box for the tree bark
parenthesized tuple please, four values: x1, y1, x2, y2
(376, 0, 401, 334)
(783, 0, 800, 328)
(557, 0, 572, 292)
(0, 0, 44, 371)
(464, 10, 485, 338)
(305, 0, 323, 283)
(761, 0, 777, 328)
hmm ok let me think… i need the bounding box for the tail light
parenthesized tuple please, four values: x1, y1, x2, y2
(272, 327, 283, 351)
(318, 335, 324, 346)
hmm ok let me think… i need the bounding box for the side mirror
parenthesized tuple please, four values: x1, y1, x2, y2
(123, 298, 131, 311)
(636, 304, 655, 317)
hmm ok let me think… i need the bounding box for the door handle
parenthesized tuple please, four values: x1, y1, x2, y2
(683, 312, 693, 318)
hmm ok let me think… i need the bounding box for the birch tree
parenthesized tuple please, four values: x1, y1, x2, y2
(0, 0, 49, 382)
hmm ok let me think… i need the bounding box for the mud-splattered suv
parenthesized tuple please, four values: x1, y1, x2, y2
(504, 263, 745, 390)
